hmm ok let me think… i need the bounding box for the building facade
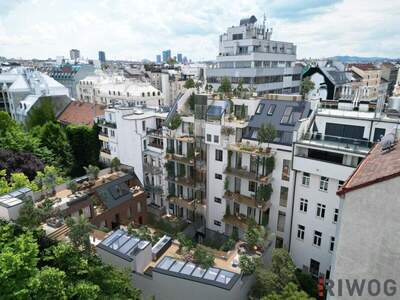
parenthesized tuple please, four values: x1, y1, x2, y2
(206, 16, 302, 95)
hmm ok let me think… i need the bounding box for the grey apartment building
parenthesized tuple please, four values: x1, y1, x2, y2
(206, 16, 302, 95)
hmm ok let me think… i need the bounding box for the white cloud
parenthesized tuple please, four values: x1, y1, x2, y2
(0, 0, 398, 60)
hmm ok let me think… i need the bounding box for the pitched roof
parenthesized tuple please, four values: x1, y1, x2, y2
(246, 99, 311, 145)
(337, 142, 400, 195)
(349, 63, 379, 71)
(58, 101, 105, 126)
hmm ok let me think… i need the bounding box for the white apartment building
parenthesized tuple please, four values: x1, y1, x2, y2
(290, 103, 400, 280)
(77, 73, 163, 107)
(0, 66, 70, 122)
(207, 16, 302, 95)
(146, 70, 185, 106)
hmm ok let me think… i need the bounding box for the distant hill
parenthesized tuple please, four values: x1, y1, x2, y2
(332, 56, 399, 63)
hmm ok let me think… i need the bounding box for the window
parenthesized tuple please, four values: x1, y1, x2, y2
(277, 211, 286, 232)
(214, 197, 222, 204)
(137, 201, 142, 213)
(275, 237, 284, 248)
(316, 203, 326, 218)
(214, 135, 219, 143)
(214, 220, 221, 227)
(110, 130, 115, 137)
(333, 208, 339, 223)
(267, 104, 276, 116)
(280, 106, 293, 124)
(142, 120, 146, 131)
(330, 236, 335, 252)
(215, 174, 222, 180)
(297, 224, 305, 240)
(255, 103, 264, 114)
(247, 207, 255, 218)
(338, 180, 344, 189)
(248, 181, 257, 192)
(281, 160, 290, 181)
(207, 134, 211, 142)
(302, 172, 310, 186)
(319, 177, 329, 191)
(313, 231, 322, 247)
(279, 186, 288, 207)
(300, 198, 308, 212)
(215, 149, 223, 161)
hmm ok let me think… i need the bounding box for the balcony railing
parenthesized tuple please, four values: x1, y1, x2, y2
(224, 166, 270, 183)
(97, 117, 117, 129)
(223, 213, 249, 230)
(144, 183, 163, 194)
(148, 142, 164, 149)
(224, 190, 271, 210)
(227, 143, 273, 157)
(147, 203, 166, 217)
(166, 175, 195, 187)
(300, 132, 371, 153)
(100, 148, 111, 154)
(143, 162, 163, 175)
(146, 128, 163, 138)
(165, 153, 195, 165)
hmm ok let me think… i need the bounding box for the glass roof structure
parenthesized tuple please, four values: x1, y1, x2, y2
(97, 229, 150, 261)
(154, 256, 240, 290)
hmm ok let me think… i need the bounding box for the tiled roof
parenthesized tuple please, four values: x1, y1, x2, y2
(349, 63, 379, 71)
(338, 142, 400, 195)
(58, 101, 105, 126)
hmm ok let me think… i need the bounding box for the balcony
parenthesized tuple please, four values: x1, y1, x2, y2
(144, 183, 163, 194)
(168, 195, 195, 210)
(98, 133, 109, 142)
(165, 153, 194, 166)
(167, 175, 195, 187)
(146, 128, 164, 138)
(175, 135, 195, 143)
(97, 117, 117, 129)
(143, 162, 163, 175)
(100, 148, 111, 154)
(224, 166, 270, 183)
(223, 213, 249, 230)
(148, 141, 164, 150)
(147, 203, 166, 217)
(299, 132, 371, 154)
(224, 191, 271, 211)
(227, 143, 273, 157)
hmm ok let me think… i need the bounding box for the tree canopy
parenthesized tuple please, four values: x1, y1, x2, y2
(0, 220, 141, 299)
(261, 282, 314, 300)
(218, 77, 232, 95)
(300, 77, 315, 99)
(184, 78, 195, 89)
(26, 97, 57, 130)
(257, 123, 277, 148)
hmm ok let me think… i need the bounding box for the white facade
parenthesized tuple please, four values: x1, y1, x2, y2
(290, 106, 400, 279)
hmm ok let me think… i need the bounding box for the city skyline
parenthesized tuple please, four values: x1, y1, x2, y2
(0, 0, 399, 61)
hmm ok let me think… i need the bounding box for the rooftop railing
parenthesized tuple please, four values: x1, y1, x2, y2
(300, 132, 372, 152)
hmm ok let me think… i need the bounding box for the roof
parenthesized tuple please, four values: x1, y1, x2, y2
(246, 99, 311, 145)
(349, 63, 379, 71)
(58, 101, 105, 126)
(338, 142, 400, 195)
(0, 187, 32, 208)
(304, 66, 350, 85)
(154, 256, 240, 290)
(96, 229, 150, 262)
(94, 173, 137, 209)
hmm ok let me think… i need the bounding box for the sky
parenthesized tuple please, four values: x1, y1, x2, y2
(0, 0, 399, 61)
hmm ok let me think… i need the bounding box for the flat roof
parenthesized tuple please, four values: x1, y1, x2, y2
(0, 187, 31, 208)
(153, 256, 240, 290)
(97, 229, 150, 262)
(338, 142, 400, 195)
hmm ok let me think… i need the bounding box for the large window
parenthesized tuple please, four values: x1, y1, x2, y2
(300, 198, 308, 212)
(319, 177, 329, 191)
(316, 203, 326, 219)
(302, 172, 310, 186)
(313, 231, 322, 247)
(279, 186, 288, 207)
(297, 224, 305, 240)
(215, 149, 223, 162)
(277, 211, 286, 232)
(282, 160, 290, 181)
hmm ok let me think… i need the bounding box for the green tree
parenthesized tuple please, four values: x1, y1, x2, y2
(84, 165, 100, 180)
(66, 216, 93, 254)
(184, 78, 195, 89)
(67, 180, 78, 193)
(261, 282, 314, 300)
(110, 157, 121, 172)
(253, 249, 298, 297)
(300, 77, 315, 99)
(66, 124, 101, 177)
(38, 122, 73, 174)
(244, 219, 266, 250)
(26, 97, 56, 130)
(295, 269, 318, 298)
(218, 77, 232, 95)
(30, 266, 68, 300)
(34, 165, 64, 193)
(16, 198, 42, 229)
(177, 232, 194, 253)
(188, 92, 195, 111)
(256, 184, 273, 203)
(257, 123, 277, 149)
(193, 246, 214, 269)
(167, 114, 182, 130)
(239, 255, 259, 275)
